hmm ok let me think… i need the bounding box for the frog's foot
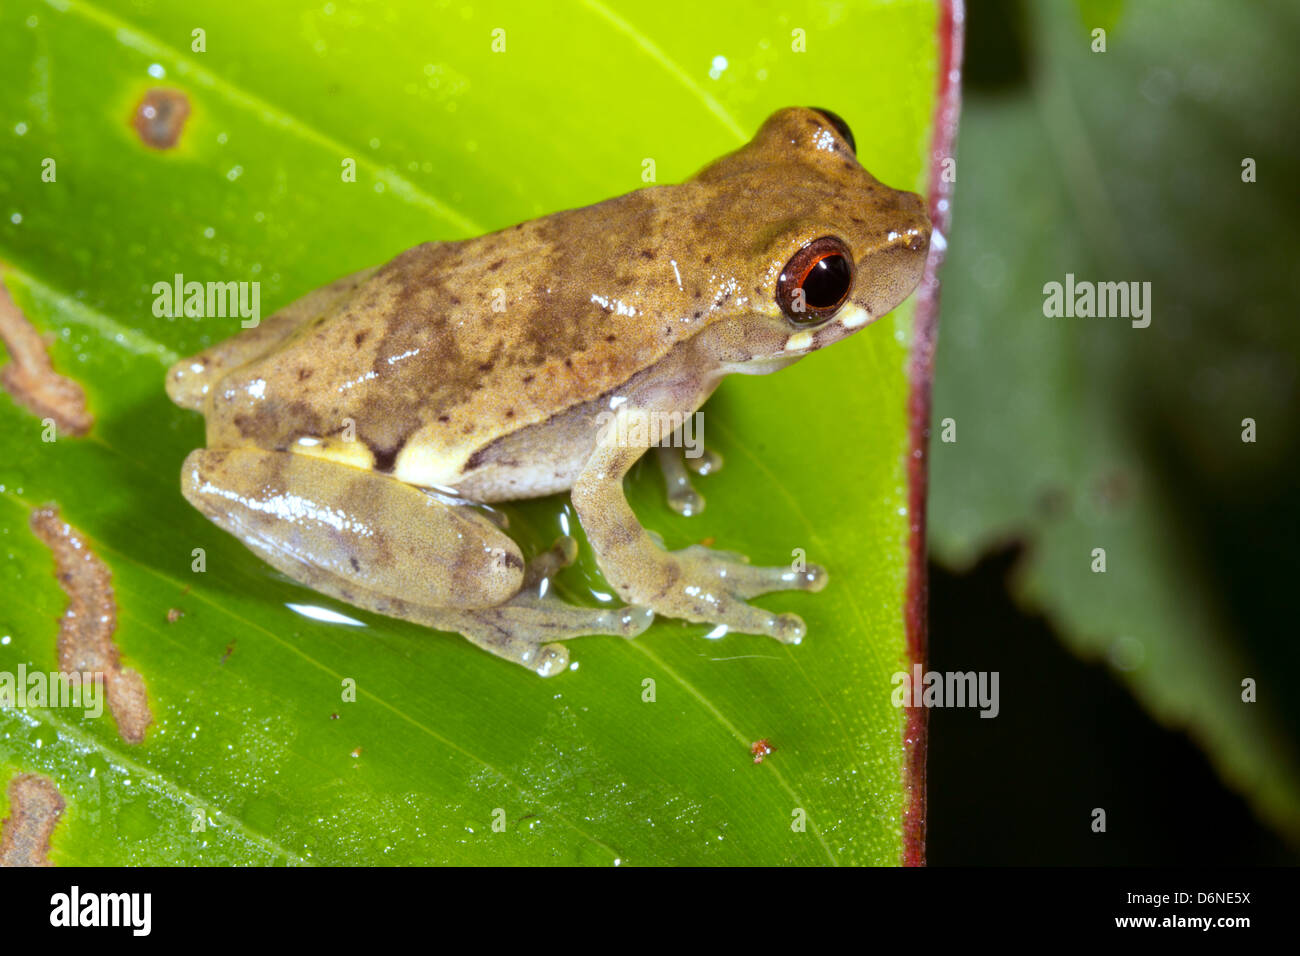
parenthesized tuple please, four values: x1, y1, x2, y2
(622, 544, 826, 644)
(655, 445, 724, 516)
(434, 535, 654, 676)
(447, 593, 653, 678)
(506, 536, 653, 638)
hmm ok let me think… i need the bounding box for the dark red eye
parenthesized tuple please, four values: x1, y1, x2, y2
(776, 236, 854, 323)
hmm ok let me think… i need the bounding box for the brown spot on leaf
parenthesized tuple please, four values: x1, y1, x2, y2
(166, 607, 184, 623)
(0, 281, 92, 435)
(132, 88, 190, 149)
(750, 739, 774, 764)
(29, 506, 152, 744)
(1036, 486, 1069, 519)
(0, 774, 65, 867)
(1094, 470, 1133, 510)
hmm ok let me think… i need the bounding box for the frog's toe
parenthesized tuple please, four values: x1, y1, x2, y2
(556, 535, 580, 565)
(709, 603, 807, 644)
(794, 563, 828, 592)
(666, 485, 705, 517)
(612, 605, 655, 639)
(676, 545, 827, 599)
(656, 446, 706, 516)
(770, 613, 806, 645)
(522, 536, 581, 591)
(521, 642, 570, 677)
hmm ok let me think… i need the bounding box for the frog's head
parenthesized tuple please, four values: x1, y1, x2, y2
(687, 106, 931, 372)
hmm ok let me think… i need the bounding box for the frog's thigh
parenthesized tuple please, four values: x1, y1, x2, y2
(166, 267, 377, 411)
(181, 446, 522, 610)
(182, 448, 652, 676)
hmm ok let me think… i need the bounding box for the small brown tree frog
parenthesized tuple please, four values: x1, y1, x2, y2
(166, 107, 931, 676)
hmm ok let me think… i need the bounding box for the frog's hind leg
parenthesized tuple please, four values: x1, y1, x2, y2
(181, 447, 650, 675)
(166, 267, 378, 411)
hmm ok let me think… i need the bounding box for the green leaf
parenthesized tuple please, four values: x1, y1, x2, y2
(932, 0, 1300, 837)
(0, 0, 944, 864)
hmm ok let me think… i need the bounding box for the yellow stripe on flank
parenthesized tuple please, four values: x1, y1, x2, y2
(290, 436, 376, 471)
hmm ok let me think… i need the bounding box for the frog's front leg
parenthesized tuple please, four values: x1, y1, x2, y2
(181, 448, 650, 675)
(573, 409, 826, 643)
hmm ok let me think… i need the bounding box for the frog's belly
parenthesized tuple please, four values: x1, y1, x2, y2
(450, 455, 586, 503)
(445, 401, 605, 503)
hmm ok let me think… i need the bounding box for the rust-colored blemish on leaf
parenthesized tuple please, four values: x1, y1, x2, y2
(0, 281, 93, 436)
(132, 88, 190, 149)
(0, 773, 65, 867)
(750, 739, 774, 764)
(29, 506, 153, 744)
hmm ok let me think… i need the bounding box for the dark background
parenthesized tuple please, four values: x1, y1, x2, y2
(926, 0, 1300, 865)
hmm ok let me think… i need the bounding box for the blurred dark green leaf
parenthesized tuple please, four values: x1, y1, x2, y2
(933, 0, 1300, 838)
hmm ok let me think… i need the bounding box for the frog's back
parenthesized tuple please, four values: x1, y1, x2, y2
(202, 185, 715, 486)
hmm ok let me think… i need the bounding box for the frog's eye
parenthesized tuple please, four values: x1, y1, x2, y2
(810, 107, 856, 155)
(776, 236, 854, 324)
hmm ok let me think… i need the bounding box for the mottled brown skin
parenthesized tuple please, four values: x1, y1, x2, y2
(167, 107, 931, 676)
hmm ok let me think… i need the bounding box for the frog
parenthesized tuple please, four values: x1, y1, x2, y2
(165, 106, 931, 677)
